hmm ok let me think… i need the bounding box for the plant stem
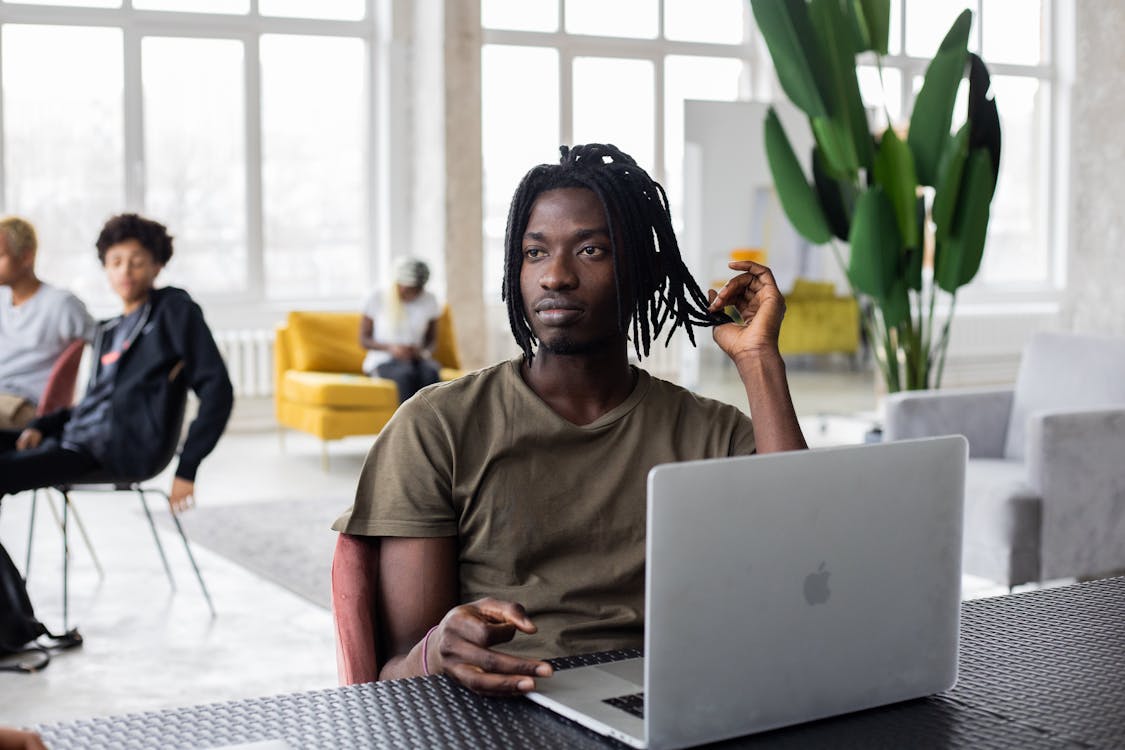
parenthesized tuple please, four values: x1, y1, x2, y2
(933, 293, 958, 389)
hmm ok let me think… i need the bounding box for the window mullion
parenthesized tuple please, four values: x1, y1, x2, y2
(245, 32, 264, 300)
(123, 24, 145, 212)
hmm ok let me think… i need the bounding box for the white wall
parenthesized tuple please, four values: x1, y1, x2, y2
(1063, 0, 1125, 337)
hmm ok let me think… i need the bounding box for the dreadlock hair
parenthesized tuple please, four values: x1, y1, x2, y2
(502, 143, 727, 363)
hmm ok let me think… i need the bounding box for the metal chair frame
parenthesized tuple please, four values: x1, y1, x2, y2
(24, 481, 216, 630)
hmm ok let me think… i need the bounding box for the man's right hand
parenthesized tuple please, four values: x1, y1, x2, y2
(0, 727, 49, 750)
(15, 428, 42, 451)
(389, 344, 420, 361)
(427, 598, 554, 696)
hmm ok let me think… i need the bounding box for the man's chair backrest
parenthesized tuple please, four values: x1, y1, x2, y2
(37, 339, 86, 416)
(1003, 332, 1125, 460)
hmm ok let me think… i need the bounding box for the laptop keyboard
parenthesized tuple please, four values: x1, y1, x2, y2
(603, 692, 645, 719)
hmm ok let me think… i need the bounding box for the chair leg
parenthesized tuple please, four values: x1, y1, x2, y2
(137, 489, 177, 591)
(164, 497, 217, 618)
(45, 491, 104, 579)
(62, 496, 105, 579)
(25, 490, 38, 578)
(62, 491, 70, 632)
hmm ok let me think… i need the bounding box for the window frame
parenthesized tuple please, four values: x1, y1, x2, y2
(0, 0, 380, 323)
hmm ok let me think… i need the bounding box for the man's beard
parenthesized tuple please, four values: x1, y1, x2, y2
(538, 331, 620, 357)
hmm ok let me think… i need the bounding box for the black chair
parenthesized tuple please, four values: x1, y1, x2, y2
(27, 386, 215, 629)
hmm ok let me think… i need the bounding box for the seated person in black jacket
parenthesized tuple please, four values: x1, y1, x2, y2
(0, 214, 233, 514)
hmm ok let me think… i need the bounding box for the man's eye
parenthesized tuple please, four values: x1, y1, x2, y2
(579, 246, 603, 256)
(524, 247, 544, 258)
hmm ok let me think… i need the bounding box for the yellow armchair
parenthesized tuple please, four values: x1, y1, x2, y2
(275, 307, 463, 468)
(778, 278, 861, 357)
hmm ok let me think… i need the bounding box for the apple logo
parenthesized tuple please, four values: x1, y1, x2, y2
(803, 561, 831, 605)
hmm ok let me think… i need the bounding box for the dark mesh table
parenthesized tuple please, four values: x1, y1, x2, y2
(37, 577, 1125, 749)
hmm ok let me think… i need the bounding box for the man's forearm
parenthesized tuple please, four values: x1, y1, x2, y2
(735, 350, 807, 453)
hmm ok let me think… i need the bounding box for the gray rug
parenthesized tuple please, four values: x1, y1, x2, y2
(158, 498, 347, 610)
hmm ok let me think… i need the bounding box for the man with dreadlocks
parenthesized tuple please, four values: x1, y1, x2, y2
(331, 144, 807, 695)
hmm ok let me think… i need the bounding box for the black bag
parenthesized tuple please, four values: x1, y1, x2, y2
(0, 540, 82, 672)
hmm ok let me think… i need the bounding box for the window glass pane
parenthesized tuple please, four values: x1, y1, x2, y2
(888, 0, 902, 55)
(482, 0, 558, 32)
(143, 37, 246, 294)
(572, 57, 654, 169)
(904, 0, 978, 57)
(2, 25, 124, 310)
(261, 35, 366, 299)
(481, 45, 559, 297)
(982, 0, 1045, 65)
(259, 0, 365, 20)
(978, 77, 1048, 285)
(664, 0, 744, 44)
(133, 0, 248, 13)
(566, 0, 657, 38)
(857, 66, 903, 131)
(664, 55, 743, 216)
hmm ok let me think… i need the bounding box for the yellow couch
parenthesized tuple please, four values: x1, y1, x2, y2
(778, 278, 861, 357)
(275, 307, 463, 467)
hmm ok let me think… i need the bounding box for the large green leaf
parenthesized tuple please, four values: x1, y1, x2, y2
(809, 0, 873, 175)
(847, 187, 901, 300)
(812, 145, 856, 241)
(881, 275, 911, 329)
(935, 149, 995, 292)
(855, 0, 891, 56)
(764, 107, 833, 244)
(966, 52, 1002, 195)
(905, 196, 925, 291)
(811, 117, 855, 178)
(873, 127, 919, 249)
(750, 0, 830, 118)
(907, 9, 971, 186)
(932, 124, 969, 244)
(852, 0, 891, 55)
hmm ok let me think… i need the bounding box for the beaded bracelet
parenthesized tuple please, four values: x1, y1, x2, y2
(421, 625, 438, 676)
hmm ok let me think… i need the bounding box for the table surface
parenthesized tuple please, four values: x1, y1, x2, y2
(37, 576, 1125, 749)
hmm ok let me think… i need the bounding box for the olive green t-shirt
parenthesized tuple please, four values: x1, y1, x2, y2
(333, 357, 756, 658)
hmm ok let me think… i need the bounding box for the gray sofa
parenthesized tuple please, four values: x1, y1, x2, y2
(883, 331, 1125, 587)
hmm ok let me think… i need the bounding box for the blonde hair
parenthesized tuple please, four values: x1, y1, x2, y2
(0, 216, 37, 260)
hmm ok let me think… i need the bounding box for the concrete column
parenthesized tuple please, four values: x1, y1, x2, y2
(410, 0, 486, 369)
(1065, 1, 1125, 335)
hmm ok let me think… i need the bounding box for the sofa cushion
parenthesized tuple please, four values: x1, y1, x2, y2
(963, 459, 1042, 585)
(281, 371, 398, 410)
(286, 312, 366, 374)
(1005, 332, 1125, 460)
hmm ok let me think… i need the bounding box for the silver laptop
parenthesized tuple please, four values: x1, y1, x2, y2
(528, 436, 967, 750)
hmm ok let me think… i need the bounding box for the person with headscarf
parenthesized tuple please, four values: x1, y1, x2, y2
(359, 257, 442, 403)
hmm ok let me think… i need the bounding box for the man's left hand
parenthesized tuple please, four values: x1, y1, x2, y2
(707, 260, 787, 365)
(169, 477, 196, 514)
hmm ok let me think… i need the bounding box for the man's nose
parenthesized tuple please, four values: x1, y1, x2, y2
(539, 252, 578, 289)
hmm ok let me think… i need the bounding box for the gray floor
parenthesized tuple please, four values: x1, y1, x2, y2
(0, 359, 1002, 727)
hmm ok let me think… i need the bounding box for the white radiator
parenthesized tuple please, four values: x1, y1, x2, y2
(214, 329, 274, 397)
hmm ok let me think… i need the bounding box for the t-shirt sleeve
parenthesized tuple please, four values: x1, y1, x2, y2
(728, 411, 757, 456)
(60, 293, 96, 342)
(361, 289, 382, 320)
(424, 292, 441, 321)
(332, 392, 457, 537)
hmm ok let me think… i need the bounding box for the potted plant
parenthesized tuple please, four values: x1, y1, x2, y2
(750, 0, 1001, 392)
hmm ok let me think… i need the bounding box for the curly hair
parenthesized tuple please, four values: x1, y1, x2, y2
(502, 143, 724, 362)
(96, 214, 174, 266)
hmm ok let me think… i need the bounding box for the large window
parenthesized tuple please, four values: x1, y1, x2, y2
(482, 0, 1063, 299)
(0, 2, 373, 313)
(481, 0, 751, 298)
